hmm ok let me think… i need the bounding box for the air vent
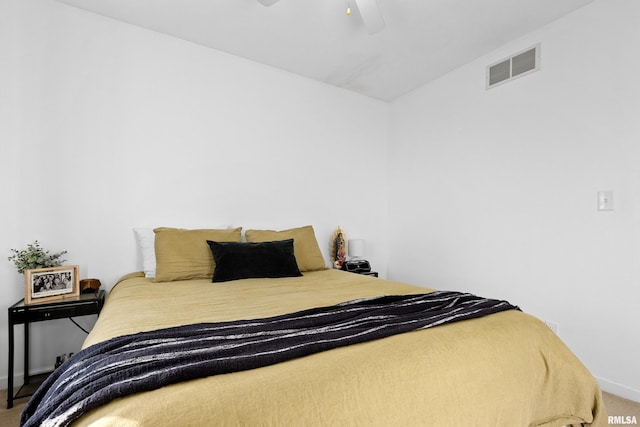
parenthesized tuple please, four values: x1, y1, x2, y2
(486, 44, 540, 89)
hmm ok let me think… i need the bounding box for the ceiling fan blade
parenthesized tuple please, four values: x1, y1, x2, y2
(256, 0, 280, 6)
(354, 0, 386, 34)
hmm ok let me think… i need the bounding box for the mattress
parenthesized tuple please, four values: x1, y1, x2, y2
(61, 269, 607, 426)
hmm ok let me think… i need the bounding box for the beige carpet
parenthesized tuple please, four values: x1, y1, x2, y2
(0, 388, 638, 426)
(603, 391, 640, 424)
(0, 390, 27, 427)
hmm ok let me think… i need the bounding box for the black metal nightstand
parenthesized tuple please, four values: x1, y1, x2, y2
(6, 290, 105, 409)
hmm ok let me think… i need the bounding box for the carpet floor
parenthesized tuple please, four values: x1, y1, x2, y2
(0, 388, 638, 426)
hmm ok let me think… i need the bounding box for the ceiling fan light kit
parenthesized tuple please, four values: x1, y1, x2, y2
(256, 0, 280, 7)
(255, 0, 385, 34)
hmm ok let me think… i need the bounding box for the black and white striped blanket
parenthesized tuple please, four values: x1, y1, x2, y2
(21, 291, 518, 427)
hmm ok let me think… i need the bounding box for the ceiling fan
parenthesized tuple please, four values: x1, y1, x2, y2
(255, 0, 385, 35)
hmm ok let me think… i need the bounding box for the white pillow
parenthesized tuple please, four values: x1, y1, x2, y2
(134, 228, 156, 278)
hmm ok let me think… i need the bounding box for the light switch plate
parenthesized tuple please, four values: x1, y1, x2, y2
(597, 191, 613, 211)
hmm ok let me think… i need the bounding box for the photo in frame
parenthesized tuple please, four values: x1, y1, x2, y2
(24, 265, 80, 305)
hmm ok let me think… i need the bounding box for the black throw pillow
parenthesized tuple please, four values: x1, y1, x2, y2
(207, 239, 302, 282)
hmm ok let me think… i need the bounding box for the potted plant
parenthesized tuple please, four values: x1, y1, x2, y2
(8, 240, 68, 274)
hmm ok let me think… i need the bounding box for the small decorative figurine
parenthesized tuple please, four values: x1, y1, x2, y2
(330, 226, 347, 269)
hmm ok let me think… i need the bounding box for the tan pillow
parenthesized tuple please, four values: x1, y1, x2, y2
(245, 225, 327, 272)
(153, 227, 242, 282)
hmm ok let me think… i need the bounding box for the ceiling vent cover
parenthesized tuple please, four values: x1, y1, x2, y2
(487, 44, 540, 89)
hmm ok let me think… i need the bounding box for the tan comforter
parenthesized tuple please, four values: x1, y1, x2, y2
(77, 269, 606, 426)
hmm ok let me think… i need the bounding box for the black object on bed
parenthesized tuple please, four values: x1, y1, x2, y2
(21, 291, 518, 427)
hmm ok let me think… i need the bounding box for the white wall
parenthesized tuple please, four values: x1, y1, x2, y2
(2, 0, 638, 404)
(0, 0, 389, 387)
(389, 0, 640, 401)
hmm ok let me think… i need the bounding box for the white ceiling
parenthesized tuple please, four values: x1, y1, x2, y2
(55, 0, 596, 101)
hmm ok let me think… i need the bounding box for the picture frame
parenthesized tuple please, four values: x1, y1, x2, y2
(24, 265, 80, 305)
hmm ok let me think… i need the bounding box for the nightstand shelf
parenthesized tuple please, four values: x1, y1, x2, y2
(7, 290, 105, 409)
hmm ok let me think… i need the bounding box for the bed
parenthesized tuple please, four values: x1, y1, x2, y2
(21, 226, 606, 426)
